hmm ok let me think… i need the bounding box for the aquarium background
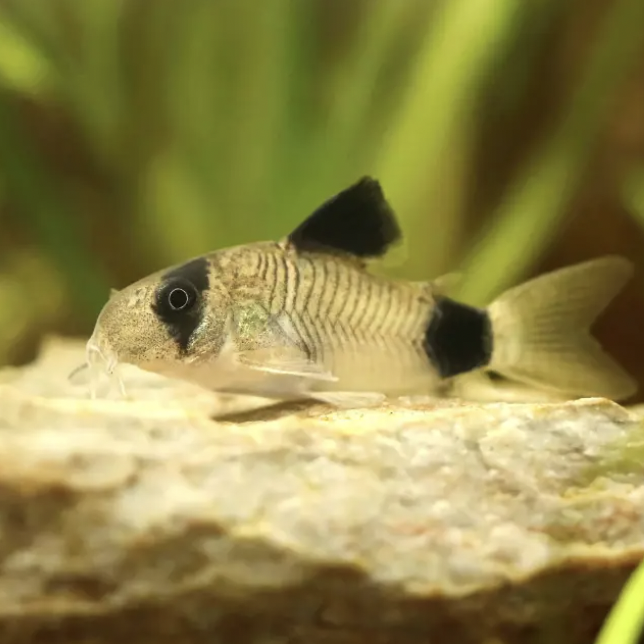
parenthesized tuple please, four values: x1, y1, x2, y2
(1, 0, 643, 399)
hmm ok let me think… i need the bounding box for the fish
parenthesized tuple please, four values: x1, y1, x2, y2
(77, 176, 638, 407)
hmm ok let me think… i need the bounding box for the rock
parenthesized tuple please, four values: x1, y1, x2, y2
(0, 336, 643, 644)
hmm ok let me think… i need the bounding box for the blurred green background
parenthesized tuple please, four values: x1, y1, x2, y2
(1, 0, 644, 398)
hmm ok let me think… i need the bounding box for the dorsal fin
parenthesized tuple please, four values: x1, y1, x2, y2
(286, 177, 402, 258)
(430, 272, 463, 296)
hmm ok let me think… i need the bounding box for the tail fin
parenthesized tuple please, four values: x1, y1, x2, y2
(487, 256, 637, 401)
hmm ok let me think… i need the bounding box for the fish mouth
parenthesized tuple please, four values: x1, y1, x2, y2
(86, 343, 114, 379)
(68, 328, 126, 399)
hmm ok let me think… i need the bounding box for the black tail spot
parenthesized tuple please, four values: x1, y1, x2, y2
(424, 296, 493, 379)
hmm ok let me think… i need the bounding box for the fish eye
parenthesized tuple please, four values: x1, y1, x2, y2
(168, 287, 191, 310)
(156, 278, 198, 314)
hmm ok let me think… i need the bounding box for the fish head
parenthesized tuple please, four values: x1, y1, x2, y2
(85, 256, 230, 388)
(87, 274, 175, 372)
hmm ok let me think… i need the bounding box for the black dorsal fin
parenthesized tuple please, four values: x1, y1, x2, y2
(287, 177, 402, 258)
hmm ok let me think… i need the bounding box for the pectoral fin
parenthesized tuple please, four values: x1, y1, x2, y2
(231, 305, 338, 386)
(237, 347, 338, 382)
(432, 272, 463, 296)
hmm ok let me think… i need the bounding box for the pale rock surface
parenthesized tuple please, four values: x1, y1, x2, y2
(0, 337, 643, 644)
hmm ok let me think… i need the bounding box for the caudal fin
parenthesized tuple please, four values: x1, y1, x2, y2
(487, 256, 637, 401)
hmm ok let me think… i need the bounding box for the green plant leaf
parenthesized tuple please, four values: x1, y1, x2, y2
(0, 92, 110, 318)
(623, 166, 644, 232)
(595, 558, 644, 644)
(373, 0, 521, 277)
(455, 0, 644, 305)
(0, 19, 52, 94)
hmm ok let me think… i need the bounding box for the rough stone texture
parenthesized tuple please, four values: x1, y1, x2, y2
(0, 337, 643, 644)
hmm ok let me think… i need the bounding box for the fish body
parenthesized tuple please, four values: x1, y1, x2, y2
(84, 177, 637, 406)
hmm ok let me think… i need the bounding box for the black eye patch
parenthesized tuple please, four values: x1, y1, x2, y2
(156, 278, 198, 315)
(152, 257, 209, 354)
